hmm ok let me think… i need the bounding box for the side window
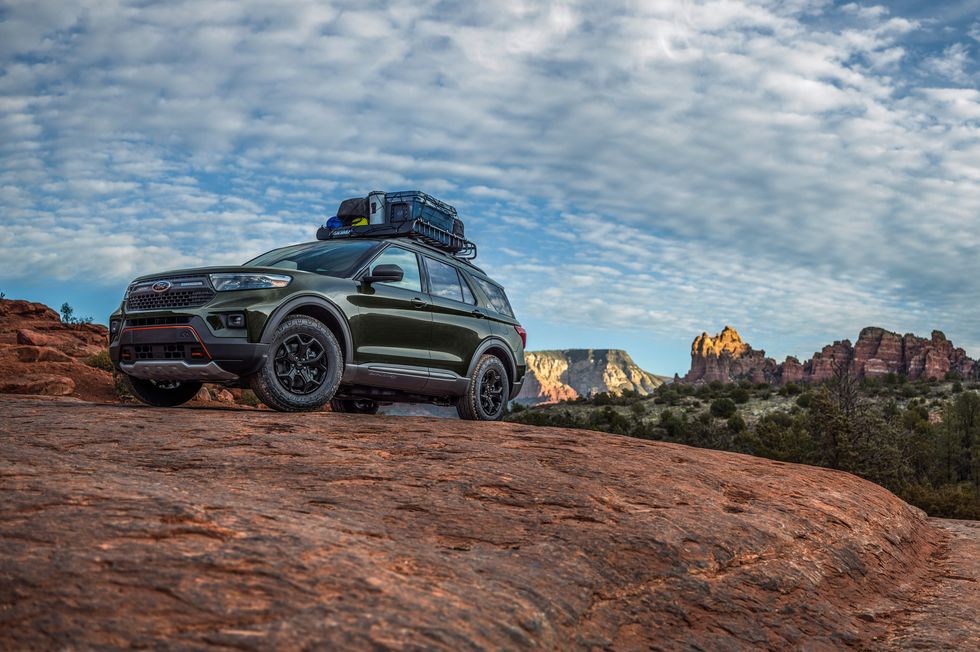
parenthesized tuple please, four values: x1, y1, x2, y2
(425, 257, 464, 302)
(475, 278, 515, 317)
(368, 246, 421, 292)
(459, 271, 476, 305)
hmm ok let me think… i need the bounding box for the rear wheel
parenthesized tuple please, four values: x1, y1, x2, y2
(457, 354, 509, 421)
(123, 376, 203, 408)
(249, 315, 343, 412)
(330, 398, 380, 415)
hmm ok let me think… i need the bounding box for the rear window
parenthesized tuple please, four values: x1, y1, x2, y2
(475, 278, 515, 318)
(245, 240, 379, 277)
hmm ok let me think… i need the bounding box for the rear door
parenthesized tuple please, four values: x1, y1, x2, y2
(347, 245, 432, 370)
(423, 256, 492, 377)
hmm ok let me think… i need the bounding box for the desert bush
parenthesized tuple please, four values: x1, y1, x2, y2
(730, 387, 750, 404)
(709, 398, 737, 419)
(727, 414, 747, 433)
(113, 374, 134, 401)
(86, 349, 113, 372)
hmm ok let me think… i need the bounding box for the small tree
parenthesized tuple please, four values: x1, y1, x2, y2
(60, 302, 93, 326)
(710, 398, 737, 419)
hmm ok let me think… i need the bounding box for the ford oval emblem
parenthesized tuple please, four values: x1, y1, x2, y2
(151, 280, 172, 293)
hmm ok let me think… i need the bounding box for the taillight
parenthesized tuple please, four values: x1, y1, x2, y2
(514, 325, 527, 348)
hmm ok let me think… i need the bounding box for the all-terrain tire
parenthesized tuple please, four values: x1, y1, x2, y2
(123, 375, 203, 408)
(330, 399, 380, 415)
(249, 315, 343, 412)
(457, 354, 509, 421)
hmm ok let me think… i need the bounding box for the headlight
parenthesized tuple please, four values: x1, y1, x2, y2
(209, 273, 292, 292)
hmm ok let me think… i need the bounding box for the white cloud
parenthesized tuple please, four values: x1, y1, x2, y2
(1, 0, 979, 358)
(923, 42, 975, 84)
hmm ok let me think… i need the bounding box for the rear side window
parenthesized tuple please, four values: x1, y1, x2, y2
(425, 257, 474, 304)
(475, 278, 515, 317)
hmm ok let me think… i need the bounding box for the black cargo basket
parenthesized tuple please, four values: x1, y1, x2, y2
(316, 219, 478, 260)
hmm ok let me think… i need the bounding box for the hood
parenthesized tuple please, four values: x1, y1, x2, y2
(131, 266, 309, 283)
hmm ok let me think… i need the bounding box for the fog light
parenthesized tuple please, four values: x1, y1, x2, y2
(227, 313, 245, 328)
(110, 320, 120, 335)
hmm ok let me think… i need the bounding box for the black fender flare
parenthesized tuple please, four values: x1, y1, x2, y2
(466, 336, 518, 383)
(260, 294, 354, 363)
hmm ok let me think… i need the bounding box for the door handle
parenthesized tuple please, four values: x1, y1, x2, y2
(411, 298, 427, 309)
(471, 309, 485, 318)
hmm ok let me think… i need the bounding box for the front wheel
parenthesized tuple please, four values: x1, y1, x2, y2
(249, 315, 343, 412)
(457, 354, 510, 421)
(123, 375, 202, 407)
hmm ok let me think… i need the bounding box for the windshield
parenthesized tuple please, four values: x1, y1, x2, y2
(245, 240, 380, 277)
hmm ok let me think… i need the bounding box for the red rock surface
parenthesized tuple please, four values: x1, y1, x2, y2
(683, 326, 980, 385)
(0, 299, 116, 402)
(1, 395, 975, 649)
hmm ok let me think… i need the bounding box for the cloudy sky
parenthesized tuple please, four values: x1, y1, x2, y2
(1, 0, 978, 375)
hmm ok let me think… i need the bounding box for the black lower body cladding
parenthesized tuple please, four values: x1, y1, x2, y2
(109, 314, 268, 380)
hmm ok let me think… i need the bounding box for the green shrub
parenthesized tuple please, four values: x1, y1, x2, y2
(727, 414, 747, 433)
(239, 389, 261, 407)
(710, 398, 737, 419)
(730, 387, 751, 404)
(86, 349, 113, 372)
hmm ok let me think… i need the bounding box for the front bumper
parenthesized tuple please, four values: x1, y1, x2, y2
(109, 315, 268, 382)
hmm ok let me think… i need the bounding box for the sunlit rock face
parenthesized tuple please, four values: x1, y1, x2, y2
(517, 349, 663, 405)
(683, 326, 776, 384)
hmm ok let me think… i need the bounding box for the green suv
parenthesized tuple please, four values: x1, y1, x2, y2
(108, 237, 526, 420)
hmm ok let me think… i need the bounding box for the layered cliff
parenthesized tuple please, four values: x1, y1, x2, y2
(518, 349, 664, 404)
(683, 326, 979, 385)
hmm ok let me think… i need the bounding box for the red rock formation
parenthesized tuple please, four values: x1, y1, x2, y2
(683, 326, 776, 384)
(804, 339, 853, 383)
(0, 299, 115, 401)
(0, 394, 975, 649)
(682, 326, 978, 385)
(779, 356, 804, 384)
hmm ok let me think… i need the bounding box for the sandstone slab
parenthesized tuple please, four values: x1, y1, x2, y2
(0, 395, 975, 649)
(0, 373, 75, 396)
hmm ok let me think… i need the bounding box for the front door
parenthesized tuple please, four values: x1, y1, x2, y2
(347, 245, 432, 372)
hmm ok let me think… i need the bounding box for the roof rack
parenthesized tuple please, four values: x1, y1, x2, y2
(316, 219, 478, 260)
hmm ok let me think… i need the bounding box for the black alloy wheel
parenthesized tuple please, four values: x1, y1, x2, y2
(274, 333, 329, 395)
(457, 354, 510, 421)
(479, 367, 505, 416)
(250, 315, 343, 412)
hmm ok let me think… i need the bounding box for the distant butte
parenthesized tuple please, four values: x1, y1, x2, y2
(681, 326, 979, 385)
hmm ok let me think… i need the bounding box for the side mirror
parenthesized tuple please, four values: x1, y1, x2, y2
(363, 264, 404, 284)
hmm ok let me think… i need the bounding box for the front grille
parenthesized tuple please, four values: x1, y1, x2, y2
(125, 277, 214, 312)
